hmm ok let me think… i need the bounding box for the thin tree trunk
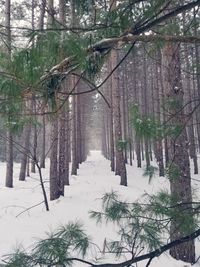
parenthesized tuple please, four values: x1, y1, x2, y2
(132, 53, 141, 168)
(71, 79, 78, 175)
(31, 123, 37, 173)
(77, 92, 82, 164)
(70, 0, 78, 175)
(64, 100, 70, 185)
(38, 0, 46, 169)
(159, 57, 169, 166)
(19, 124, 31, 181)
(50, 118, 59, 200)
(109, 61, 115, 171)
(58, 109, 66, 195)
(40, 115, 46, 168)
(38, 0, 46, 30)
(155, 53, 165, 176)
(111, 48, 127, 185)
(121, 65, 128, 164)
(183, 42, 198, 174)
(6, 130, 13, 188)
(26, 157, 30, 177)
(142, 51, 150, 168)
(5, 0, 13, 188)
(47, 0, 54, 26)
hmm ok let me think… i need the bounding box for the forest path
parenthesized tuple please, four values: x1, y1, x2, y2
(71, 150, 167, 198)
(0, 151, 198, 267)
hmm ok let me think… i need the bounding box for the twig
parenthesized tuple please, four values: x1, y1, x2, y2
(16, 201, 44, 218)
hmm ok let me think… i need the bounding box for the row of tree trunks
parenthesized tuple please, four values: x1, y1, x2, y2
(100, 35, 197, 263)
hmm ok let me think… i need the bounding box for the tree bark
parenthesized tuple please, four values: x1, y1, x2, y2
(111, 49, 127, 185)
(38, 0, 46, 30)
(108, 61, 115, 171)
(58, 109, 66, 195)
(183, 42, 198, 174)
(40, 115, 46, 168)
(71, 78, 78, 175)
(6, 130, 13, 188)
(5, 0, 13, 188)
(155, 53, 164, 176)
(162, 42, 195, 263)
(50, 118, 60, 200)
(19, 124, 31, 181)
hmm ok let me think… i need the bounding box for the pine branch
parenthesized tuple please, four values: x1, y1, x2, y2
(88, 34, 200, 53)
(39, 1, 200, 81)
(91, 228, 200, 267)
(132, 0, 200, 35)
(40, 56, 75, 82)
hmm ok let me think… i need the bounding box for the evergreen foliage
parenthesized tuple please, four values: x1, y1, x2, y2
(143, 165, 158, 184)
(3, 222, 90, 267)
(4, 191, 199, 266)
(0, 0, 199, 265)
(130, 104, 158, 139)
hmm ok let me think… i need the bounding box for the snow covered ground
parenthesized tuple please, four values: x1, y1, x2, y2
(0, 151, 200, 266)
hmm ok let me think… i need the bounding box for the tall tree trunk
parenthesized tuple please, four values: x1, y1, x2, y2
(109, 61, 115, 171)
(183, 42, 198, 174)
(132, 53, 141, 168)
(142, 51, 150, 168)
(77, 92, 82, 164)
(193, 11, 200, 152)
(111, 46, 127, 185)
(5, 0, 13, 188)
(159, 56, 169, 166)
(58, 110, 66, 195)
(57, 0, 68, 195)
(155, 53, 165, 176)
(48, 0, 60, 200)
(31, 2, 37, 173)
(70, 0, 79, 175)
(38, 0, 46, 169)
(109, 0, 127, 186)
(71, 78, 78, 175)
(162, 42, 195, 263)
(121, 63, 128, 164)
(64, 100, 70, 186)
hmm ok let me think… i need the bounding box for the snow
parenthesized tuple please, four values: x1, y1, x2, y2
(0, 150, 199, 267)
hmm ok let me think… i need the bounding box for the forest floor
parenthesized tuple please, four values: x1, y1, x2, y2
(0, 151, 200, 267)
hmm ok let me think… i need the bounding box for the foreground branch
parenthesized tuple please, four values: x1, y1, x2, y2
(91, 228, 200, 266)
(88, 34, 200, 53)
(61, 228, 200, 267)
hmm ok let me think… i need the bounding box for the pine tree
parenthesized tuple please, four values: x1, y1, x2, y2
(162, 41, 195, 263)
